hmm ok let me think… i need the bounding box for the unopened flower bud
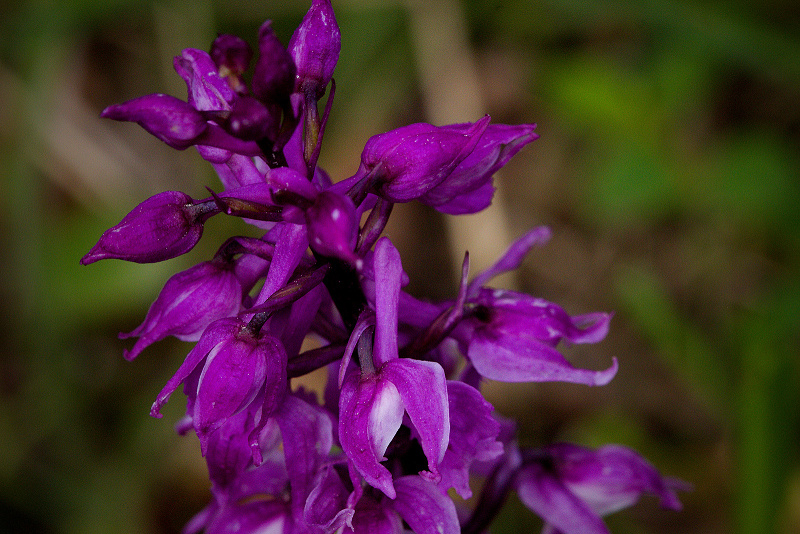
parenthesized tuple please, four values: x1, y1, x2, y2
(305, 190, 358, 263)
(354, 116, 490, 203)
(80, 191, 217, 265)
(211, 34, 253, 94)
(224, 96, 277, 141)
(252, 21, 296, 105)
(288, 0, 340, 99)
(101, 93, 208, 149)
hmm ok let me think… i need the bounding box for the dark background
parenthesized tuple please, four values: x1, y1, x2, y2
(1, 0, 798, 533)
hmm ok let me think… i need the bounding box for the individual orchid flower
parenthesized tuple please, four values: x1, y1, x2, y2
(338, 238, 450, 499)
(515, 443, 690, 534)
(397, 227, 616, 386)
(150, 317, 287, 453)
(463, 288, 617, 385)
(458, 227, 616, 385)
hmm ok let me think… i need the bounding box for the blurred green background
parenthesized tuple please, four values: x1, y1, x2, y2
(1, 0, 798, 533)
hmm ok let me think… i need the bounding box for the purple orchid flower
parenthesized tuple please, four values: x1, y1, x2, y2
(150, 317, 287, 453)
(396, 227, 617, 386)
(458, 227, 616, 385)
(463, 288, 617, 385)
(338, 238, 450, 499)
(81, 2, 691, 532)
(516, 443, 690, 534)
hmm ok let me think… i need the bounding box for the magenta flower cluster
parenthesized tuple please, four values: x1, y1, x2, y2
(81, 1, 688, 533)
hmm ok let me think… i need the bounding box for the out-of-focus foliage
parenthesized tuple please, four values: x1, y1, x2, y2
(0, 0, 797, 533)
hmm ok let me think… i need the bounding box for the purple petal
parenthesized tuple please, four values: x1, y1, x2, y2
(338, 371, 404, 498)
(373, 237, 403, 367)
(339, 309, 376, 387)
(381, 358, 450, 477)
(391, 475, 460, 534)
(267, 166, 320, 203)
(192, 332, 286, 442)
(222, 96, 277, 141)
(204, 499, 288, 534)
(276, 394, 333, 519)
(252, 223, 309, 308)
(566, 312, 614, 344)
(174, 48, 235, 110)
(467, 226, 551, 294)
(304, 465, 354, 531)
(438, 381, 502, 498)
(150, 317, 241, 417)
(475, 289, 611, 346)
(468, 332, 618, 385)
(211, 154, 266, 190)
(203, 409, 255, 489)
(350, 495, 404, 534)
(421, 123, 538, 214)
(428, 179, 495, 215)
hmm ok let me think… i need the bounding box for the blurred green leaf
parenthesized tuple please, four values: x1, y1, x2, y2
(614, 263, 725, 404)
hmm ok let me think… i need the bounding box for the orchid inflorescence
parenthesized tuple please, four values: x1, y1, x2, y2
(81, 1, 689, 533)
